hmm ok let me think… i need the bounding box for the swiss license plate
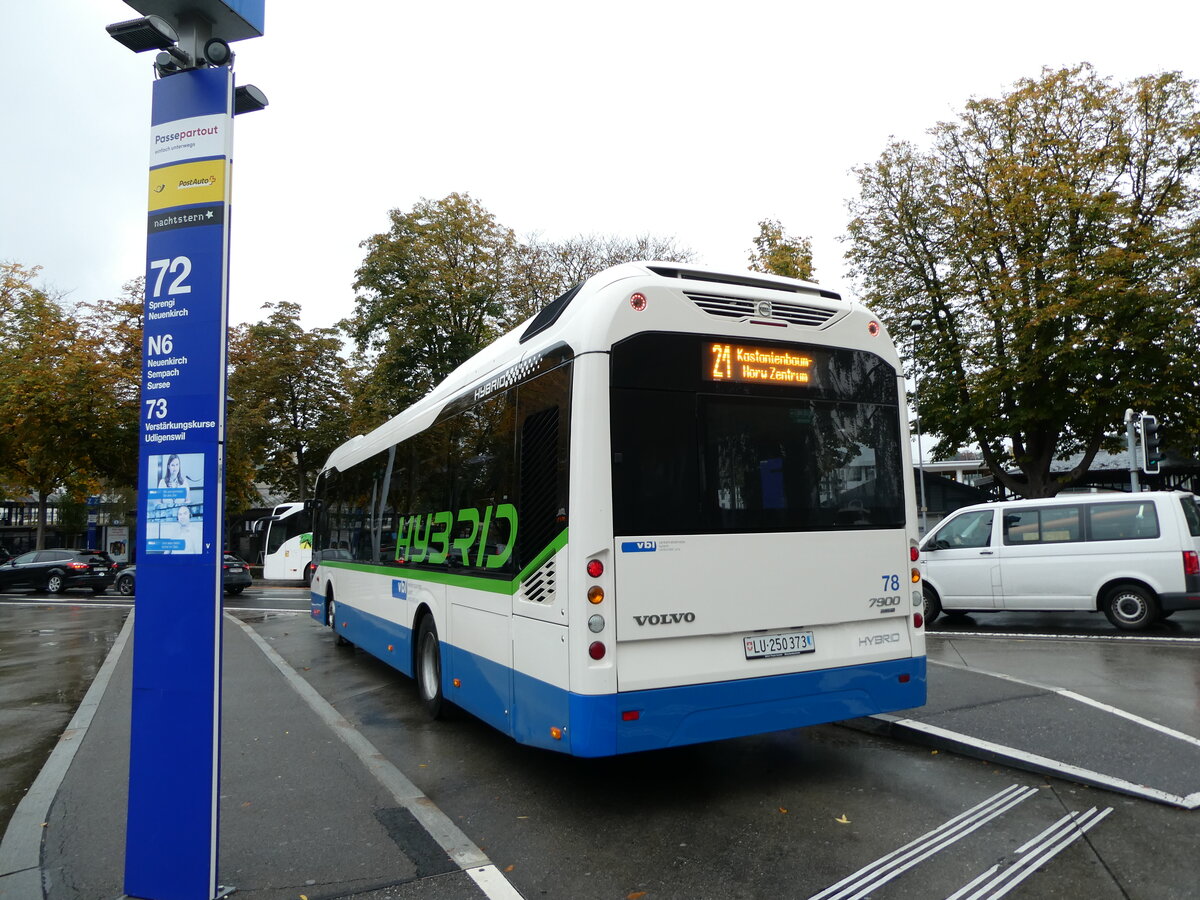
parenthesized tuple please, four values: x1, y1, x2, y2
(744, 629, 815, 659)
(229, 566, 243, 573)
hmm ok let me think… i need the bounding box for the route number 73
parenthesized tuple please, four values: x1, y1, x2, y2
(149, 256, 192, 297)
(145, 398, 168, 420)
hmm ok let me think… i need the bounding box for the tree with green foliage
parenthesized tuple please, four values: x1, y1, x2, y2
(846, 65, 1200, 498)
(227, 301, 352, 502)
(348, 193, 694, 426)
(75, 278, 144, 489)
(748, 219, 815, 281)
(350, 193, 518, 415)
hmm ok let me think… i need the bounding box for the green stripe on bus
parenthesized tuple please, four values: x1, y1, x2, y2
(319, 529, 569, 596)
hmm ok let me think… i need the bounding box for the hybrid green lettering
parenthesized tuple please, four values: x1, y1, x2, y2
(396, 503, 518, 568)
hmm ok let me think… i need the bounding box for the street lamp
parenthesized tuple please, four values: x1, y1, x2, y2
(105, 15, 179, 52)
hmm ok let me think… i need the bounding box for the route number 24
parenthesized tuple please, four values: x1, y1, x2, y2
(149, 256, 192, 297)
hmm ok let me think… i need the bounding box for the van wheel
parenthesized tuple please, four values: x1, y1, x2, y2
(922, 585, 942, 625)
(1102, 584, 1159, 631)
(416, 617, 445, 720)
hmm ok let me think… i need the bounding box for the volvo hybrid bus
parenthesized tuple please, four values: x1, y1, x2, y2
(309, 262, 926, 756)
(261, 502, 312, 583)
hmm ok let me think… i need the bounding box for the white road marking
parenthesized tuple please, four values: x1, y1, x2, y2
(928, 658, 1200, 749)
(807, 784, 1038, 900)
(885, 717, 1200, 809)
(232, 614, 524, 900)
(946, 806, 1112, 900)
(928, 630, 1200, 645)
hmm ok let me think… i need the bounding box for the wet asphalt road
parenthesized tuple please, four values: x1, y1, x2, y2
(3, 589, 1200, 898)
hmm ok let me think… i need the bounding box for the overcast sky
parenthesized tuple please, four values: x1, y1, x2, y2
(4, 1, 1198, 331)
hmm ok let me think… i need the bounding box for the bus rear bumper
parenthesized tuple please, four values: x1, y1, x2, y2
(556, 656, 927, 757)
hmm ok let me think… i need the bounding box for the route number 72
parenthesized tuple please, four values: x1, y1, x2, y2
(149, 256, 192, 297)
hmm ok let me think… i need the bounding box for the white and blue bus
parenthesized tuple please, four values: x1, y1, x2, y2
(262, 502, 313, 583)
(309, 262, 926, 756)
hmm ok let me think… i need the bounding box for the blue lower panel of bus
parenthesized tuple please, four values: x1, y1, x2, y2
(316, 600, 926, 758)
(548, 657, 926, 757)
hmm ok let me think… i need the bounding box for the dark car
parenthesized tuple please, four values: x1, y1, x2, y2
(0, 549, 117, 595)
(113, 553, 253, 596)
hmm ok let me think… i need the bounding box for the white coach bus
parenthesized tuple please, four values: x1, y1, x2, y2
(261, 502, 313, 583)
(309, 262, 926, 756)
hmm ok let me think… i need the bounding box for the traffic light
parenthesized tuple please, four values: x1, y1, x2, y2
(1140, 414, 1162, 475)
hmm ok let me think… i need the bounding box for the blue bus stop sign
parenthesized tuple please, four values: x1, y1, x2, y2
(125, 64, 233, 900)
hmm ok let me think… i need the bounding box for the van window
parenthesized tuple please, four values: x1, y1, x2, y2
(1003, 506, 1082, 544)
(928, 509, 993, 549)
(1088, 502, 1160, 541)
(1181, 496, 1200, 538)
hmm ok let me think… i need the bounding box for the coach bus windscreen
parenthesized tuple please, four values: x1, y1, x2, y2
(610, 333, 905, 535)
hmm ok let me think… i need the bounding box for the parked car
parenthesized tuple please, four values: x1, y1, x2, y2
(919, 491, 1200, 631)
(223, 553, 252, 594)
(113, 553, 254, 596)
(0, 549, 117, 595)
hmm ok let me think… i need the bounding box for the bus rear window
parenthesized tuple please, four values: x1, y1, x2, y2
(610, 333, 905, 536)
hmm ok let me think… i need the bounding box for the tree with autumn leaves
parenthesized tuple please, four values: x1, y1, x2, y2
(12, 65, 1200, 535)
(0, 264, 141, 547)
(847, 64, 1200, 497)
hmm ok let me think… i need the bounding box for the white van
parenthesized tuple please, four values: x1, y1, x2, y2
(919, 491, 1200, 631)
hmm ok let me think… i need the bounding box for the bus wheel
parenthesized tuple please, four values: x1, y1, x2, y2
(1102, 584, 1159, 631)
(416, 617, 444, 720)
(328, 596, 351, 646)
(922, 585, 942, 626)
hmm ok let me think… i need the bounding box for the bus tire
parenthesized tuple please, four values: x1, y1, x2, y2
(922, 584, 942, 625)
(416, 616, 445, 720)
(327, 595, 352, 646)
(1102, 583, 1159, 632)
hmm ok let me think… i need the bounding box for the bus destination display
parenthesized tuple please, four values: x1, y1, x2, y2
(705, 342, 815, 386)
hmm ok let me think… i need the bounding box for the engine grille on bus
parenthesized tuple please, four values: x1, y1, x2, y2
(519, 556, 557, 605)
(684, 291, 840, 327)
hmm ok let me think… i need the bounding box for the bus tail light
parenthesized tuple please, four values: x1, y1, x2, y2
(622, 710, 640, 721)
(1184, 551, 1199, 576)
(587, 559, 604, 578)
(910, 546, 920, 562)
(588, 641, 606, 660)
(629, 292, 647, 311)
(588, 586, 605, 604)
(911, 568, 921, 583)
(913, 613, 924, 629)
